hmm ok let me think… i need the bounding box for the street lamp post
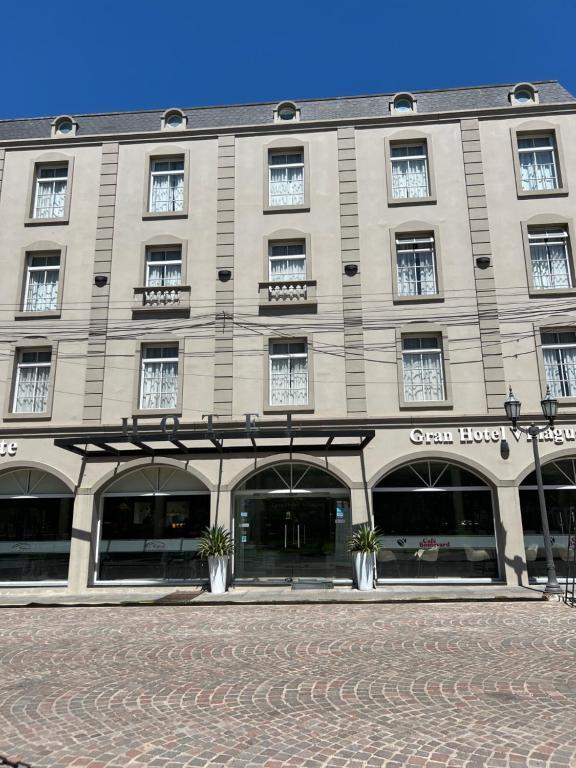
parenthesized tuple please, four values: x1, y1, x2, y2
(504, 386, 562, 595)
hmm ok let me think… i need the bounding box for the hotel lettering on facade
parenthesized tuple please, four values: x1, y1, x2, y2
(1, 81, 576, 592)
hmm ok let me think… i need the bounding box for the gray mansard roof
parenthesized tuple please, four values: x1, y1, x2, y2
(0, 80, 574, 141)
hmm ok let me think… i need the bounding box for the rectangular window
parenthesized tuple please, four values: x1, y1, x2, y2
(140, 345, 179, 410)
(23, 253, 60, 312)
(528, 228, 572, 290)
(269, 341, 308, 406)
(402, 336, 445, 402)
(33, 165, 68, 219)
(518, 135, 559, 191)
(269, 241, 306, 282)
(145, 248, 182, 287)
(542, 331, 576, 398)
(149, 158, 185, 213)
(269, 150, 304, 207)
(396, 234, 437, 296)
(391, 144, 430, 199)
(13, 349, 52, 413)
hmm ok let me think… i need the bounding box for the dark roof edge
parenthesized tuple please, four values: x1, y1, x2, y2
(0, 80, 565, 125)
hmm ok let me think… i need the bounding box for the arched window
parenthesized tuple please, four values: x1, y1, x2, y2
(161, 109, 187, 130)
(51, 115, 77, 137)
(520, 457, 576, 581)
(373, 461, 498, 580)
(98, 465, 209, 582)
(510, 83, 538, 106)
(274, 101, 300, 122)
(390, 93, 416, 115)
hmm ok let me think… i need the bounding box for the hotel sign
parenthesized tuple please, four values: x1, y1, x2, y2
(0, 440, 17, 457)
(410, 426, 576, 446)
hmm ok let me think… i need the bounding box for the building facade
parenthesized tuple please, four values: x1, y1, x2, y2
(0, 80, 575, 593)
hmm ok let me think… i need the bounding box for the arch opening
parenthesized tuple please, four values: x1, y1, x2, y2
(520, 457, 576, 581)
(373, 460, 499, 580)
(97, 465, 210, 583)
(233, 462, 351, 581)
(0, 468, 74, 583)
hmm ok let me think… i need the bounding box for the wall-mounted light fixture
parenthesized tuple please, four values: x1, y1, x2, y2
(94, 275, 108, 287)
(476, 256, 491, 269)
(344, 264, 358, 277)
(218, 269, 232, 282)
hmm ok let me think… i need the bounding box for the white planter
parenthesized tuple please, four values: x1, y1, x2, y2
(208, 555, 229, 594)
(354, 552, 375, 591)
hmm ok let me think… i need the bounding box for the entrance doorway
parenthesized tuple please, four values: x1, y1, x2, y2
(233, 463, 351, 581)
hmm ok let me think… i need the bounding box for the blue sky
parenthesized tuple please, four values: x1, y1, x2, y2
(2, 0, 575, 119)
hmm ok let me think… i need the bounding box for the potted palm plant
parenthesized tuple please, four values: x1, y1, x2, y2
(198, 525, 233, 594)
(348, 525, 381, 591)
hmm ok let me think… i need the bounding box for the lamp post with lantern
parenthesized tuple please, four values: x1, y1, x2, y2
(504, 386, 562, 596)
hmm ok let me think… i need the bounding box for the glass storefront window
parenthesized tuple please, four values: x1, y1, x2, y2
(99, 495, 209, 581)
(520, 459, 576, 580)
(0, 497, 73, 581)
(373, 461, 498, 579)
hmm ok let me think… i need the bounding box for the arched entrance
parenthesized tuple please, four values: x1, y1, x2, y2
(0, 468, 74, 583)
(520, 458, 576, 581)
(97, 464, 210, 583)
(233, 462, 351, 580)
(373, 460, 499, 580)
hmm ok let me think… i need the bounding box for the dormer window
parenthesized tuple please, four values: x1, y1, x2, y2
(510, 83, 538, 106)
(390, 93, 416, 115)
(51, 116, 77, 137)
(161, 109, 187, 131)
(274, 102, 300, 123)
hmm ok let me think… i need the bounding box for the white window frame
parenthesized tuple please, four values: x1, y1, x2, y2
(528, 228, 572, 290)
(391, 144, 430, 200)
(145, 248, 183, 287)
(268, 241, 306, 282)
(396, 234, 437, 296)
(139, 345, 179, 411)
(13, 349, 52, 413)
(149, 158, 185, 213)
(542, 332, 576, 398)
(269, 341, 308, 406)
(517, 134, 559, 192)
(268, 150, 305, 207)
(23, 253, 60, 312)
(402, 336, 445, 402)
(33, 164, 68, 219)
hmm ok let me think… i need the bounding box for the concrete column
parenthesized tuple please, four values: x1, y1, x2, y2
(67, 490, 96, 593)
(212, 488, 232, 528)
(495, 485, 529, 586)
(351, 486, 371, 526)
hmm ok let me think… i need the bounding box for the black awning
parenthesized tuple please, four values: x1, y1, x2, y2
(54, 425, 374, 459)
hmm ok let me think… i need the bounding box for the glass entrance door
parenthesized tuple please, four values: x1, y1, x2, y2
(234, 495, 351, 579)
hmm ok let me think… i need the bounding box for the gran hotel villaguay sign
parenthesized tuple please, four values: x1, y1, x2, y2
(410, 425, 576, 446)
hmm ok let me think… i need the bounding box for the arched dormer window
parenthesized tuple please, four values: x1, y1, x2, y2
(390, 93, 417, 115)
(273, 101, 300, 123)
(51, 115, 77, 138)
(161, 109, 187, 131)
(510, 83, 539, 106)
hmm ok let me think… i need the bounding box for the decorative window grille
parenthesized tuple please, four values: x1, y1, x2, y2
(518, 135, 559, 191)
(269, 150, 304, 206)
(542, 331, 576, 398)
(33, 165, 68, 219)
(528, 228, 571, 290)
(402, 336, 445, 401)
(13, 349, 52, 413)
(140, 346, 179, 410)
(269, 241, 306, 281)
(149, 158, 185, 213)
(396, 234, 437, 295)
(145, 249, 182, 287)
(269, 341, 308, 406)
(24, 253, 60, 311)
(391, 144, 429, 199)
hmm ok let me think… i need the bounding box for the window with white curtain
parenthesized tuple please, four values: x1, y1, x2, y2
(402, 336, 445, 402)
(528, 228, 572, 290)
(23, 253, 60, 312)
(391, 144, 430, 199)
(149, 158, 185, 213)
(269, 150, 304, 206)
(140, 346, 179, 410)
(33, 165, 68, 219)
(269, 241, 306, 282)
(396, 234, 437, 296)
(145, 248, 182, 287)
(13, 349, 52, 413)
(269, 341, 308, 406)
(518, 135, 559, 191)
(542, 331, 576, 398)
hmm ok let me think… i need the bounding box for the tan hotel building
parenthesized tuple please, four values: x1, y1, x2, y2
(0, 80, 575, 593)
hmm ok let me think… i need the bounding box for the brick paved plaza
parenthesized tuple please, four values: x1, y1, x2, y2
(1, 603, 575, 768)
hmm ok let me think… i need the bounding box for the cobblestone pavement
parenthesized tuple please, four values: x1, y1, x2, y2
(1, 603, 575, 768)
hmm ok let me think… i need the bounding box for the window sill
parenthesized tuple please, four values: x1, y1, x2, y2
(399, 401, 454, 410)
(24, 217, 69, 226)
(263, 405, 315, 414)
(142, 211, 188, 220)
(132, 408, 182, 417)
(517, 188, 569, 199)
(263, 204, 310, 214)
(14, 310, 61, 320)
(3, 412, 52, 421)
(393, 294, 444, 304)
(528, 287, 576, 298)
(387, 196, 437, 207)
